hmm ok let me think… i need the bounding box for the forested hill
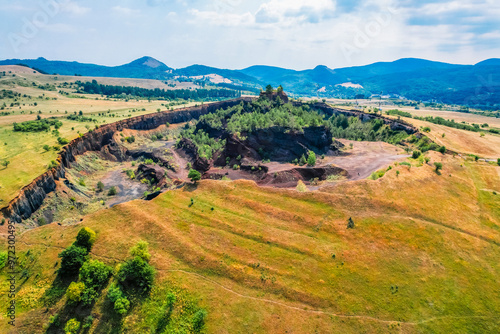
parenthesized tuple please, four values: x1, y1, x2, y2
(2, 56, 500, 109)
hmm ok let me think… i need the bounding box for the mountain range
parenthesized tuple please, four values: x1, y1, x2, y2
(1, 56, 499, 109)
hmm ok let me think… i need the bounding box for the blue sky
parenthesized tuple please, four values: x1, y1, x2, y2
(0, 0, 499, 70)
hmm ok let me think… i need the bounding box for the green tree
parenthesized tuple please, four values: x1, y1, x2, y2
(307, 151, 316, 166)
(192, 309, 208, 333)
(265, 84, 273, 94)
(434, 162, 443, 173)
(188, 169, 201, 183)
(66, 281, 85, 303)
(497, 158, 500, 166)
(412, 151, 421, 159)
(64, 318, 80, 334)
(97, 181, 104, 192)
(117, 257, 155, 293)
(438, 146, 446, 154)
(299, 154, 307, 166)
(58, 245, 89, 275)
(129, 241, 151, 262)
(107, 285, 130, 315)
(43, 144, 51, 152)
(108, 186, 117, 196)
(74, 227, 96, 252)
(79, 260, 112, 305)
(347, 217, 355, 229)
(1, 160, 10, 168)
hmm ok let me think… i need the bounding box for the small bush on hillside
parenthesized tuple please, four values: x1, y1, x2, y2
(107, 284, 130, 315)
(79, 260, 113, 305)
(129, 241, 151, 262)
(58, 245, 89, 275)
(296, 180, 307, 192)
(74, 227, 96, 252)
(97, 181, 104, 192)
(64, 319, 80, 334)
(412, 151, 421, 159)
(188, 169, 201, 183)
(347, 217, 355, 229)
(438, 146, 446, 154)
(299, 154, 307, 166)
(307, 151, 316, 166)
(434, 162, 443, 173)
(497, 158, 500, 166)
(108, 186, 117, 196)
(192, 309, 208, 333)
(66, 281, 85, 303)
(117, 257, 155, 293)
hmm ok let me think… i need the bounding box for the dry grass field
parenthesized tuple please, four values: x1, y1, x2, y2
(1, 152, 499, 333)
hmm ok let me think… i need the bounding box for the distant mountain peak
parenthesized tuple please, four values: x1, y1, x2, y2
(129, 56, 167, 69)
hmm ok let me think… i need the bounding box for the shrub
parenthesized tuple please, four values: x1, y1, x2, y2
(107, 285, 130, 315)
(434, 162, 443, 173)
(108, 186, 117, 196)
(129, 241, 151, 262)
(79, 260, 113, 305)
(307, 151, 316, 166)
(97, 181, 104, 192)
(74, 227, 96, 252)
(64, 318, 80, 334)
(57, 137, 69, 145)
(43, 144, 51, 152)
(78, 178, 86, 187)
(412, 151, 421, 159)
(347, 217, 355, 229)
(497, 158, 500, 166)
(188, 169, 201, 183)
(58, 245, 89, 275)
(66, 281, 85, 303)
(299, 154, 307, 166)
(192, 309, 208, 333)
(422, 127, 431, 133)
(117, 257, 155, 293)
(438, 146, 446, 154)
(296, 180, 307, 192)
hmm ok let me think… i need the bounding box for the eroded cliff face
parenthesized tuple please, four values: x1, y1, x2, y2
(1, 97, 417, 224)
(1, 97, 252, 223)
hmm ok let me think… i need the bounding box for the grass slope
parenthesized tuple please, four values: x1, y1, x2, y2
(1, 152, 499, 333)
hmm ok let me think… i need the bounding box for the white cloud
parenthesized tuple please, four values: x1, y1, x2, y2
(255, 0, 336, 25)
(60, 0, 91, 15)
(188, 9, 254, 27)
(112, 6, 140, 16)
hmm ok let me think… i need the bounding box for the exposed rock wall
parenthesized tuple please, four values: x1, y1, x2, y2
(1, 97, 252, 223)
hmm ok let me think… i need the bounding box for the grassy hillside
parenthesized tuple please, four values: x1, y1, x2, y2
(1, 152, 499, 333)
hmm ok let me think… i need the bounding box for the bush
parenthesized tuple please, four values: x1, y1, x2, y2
(434, 162, 443, 173)
(192, 309, 208, 333)
(107, 285, 130, 315)
(57, 137, 69, 145)
(58, 245, 89, 275)
(438, 146, 446, 154)
(74, 227, 96, 252)
(296, 180, 307, 192)
(43, 144, 51, 152)
(347, 217, 355, 229)
(64, 318, 80, 334)
(412, 151, 421, 159)
(497, 158, 500, 166)
(79, 260, 113, 305)
(299, 154, 307, 166)
(422, 127, 431, 133)
(108, 186, 117, 196)
(66, 281, 85, 303)
(129, 241, 151, 262)
(97, 181, 104, 192)
(117, 257, 155, 293)
(307, 151, 316, 166)
(188, 169, 201, 183)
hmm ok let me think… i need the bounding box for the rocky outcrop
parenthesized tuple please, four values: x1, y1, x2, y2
(136, 164, 166, 187)
(1, 97, 252, 223)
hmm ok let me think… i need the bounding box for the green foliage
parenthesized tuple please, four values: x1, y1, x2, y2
(66, 281, 85, 303)
(117, 257, 155, 293)
(299, 154, 307, 166)
(422, 127, 431, 133)
(78, 178, 86, 186)
(347, 217, 355, 229)
(64, 318, 80, 334)
(108, 186, 117, 196)
(2, 160, 10, 168)
(58, 245, 89, 275)
(438, 146, 446, 154)
(0, 251, 7, 270)
(126, 169, 136, 179)
(497, 158, 500, 166)
(370, 170, 386, 180)
(412, 151, 421, 159)
(74, 227, 96, 252)
(188, 169, 201, 183)
(107, 284, 130, 315)
(129, 240, 151, 262)
(192, 309, 208, 333)
(97, 181, 104, 192)
(385, 109, 412, 118)
(57, 137, 69, 145)
(296, 180, 307, 192)
(434, 162, 443, 172)
(42, 144, 51, 152)
(79, 260, 113, 305)
(307, 151, 316, 166)
(125, 136, 136, 143)
(13, 118, 62, 132)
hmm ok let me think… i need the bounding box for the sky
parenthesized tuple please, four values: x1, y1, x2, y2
(0, 0, 499, 70)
